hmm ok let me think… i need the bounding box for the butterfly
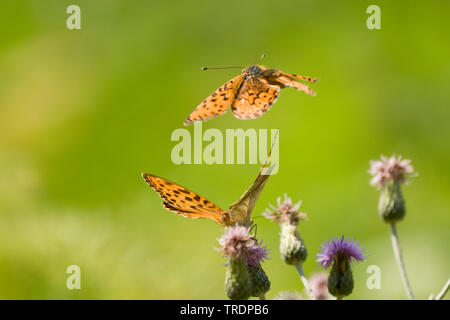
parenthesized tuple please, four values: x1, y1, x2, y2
(184, 64, 318, 125)
(142, 129, 278, 227)
(142, 164, 273, 227)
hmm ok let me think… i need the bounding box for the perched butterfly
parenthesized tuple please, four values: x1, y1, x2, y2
(184, 62, 318, 125)
(142, 165, 273, 227)
(142, 129, 278, 227)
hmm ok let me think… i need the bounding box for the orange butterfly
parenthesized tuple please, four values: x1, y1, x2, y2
(142, 165, 273, 227)
(184, 64, 318, 125)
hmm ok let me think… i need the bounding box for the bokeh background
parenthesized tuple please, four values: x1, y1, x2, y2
(0, 0, 449, 299)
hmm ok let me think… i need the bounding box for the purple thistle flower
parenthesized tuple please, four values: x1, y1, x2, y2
(218, 225, 251, 260)
(246, 240, 270, 266)
(369, 155, 414, 189)
(316, 236, 366, 269)
(218, 225, 269, 266)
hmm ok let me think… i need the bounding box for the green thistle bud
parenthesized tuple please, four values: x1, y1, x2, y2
(327, 258, 354, 299)
(219, 226, 270, 300)
(225, 257, 252, 300)
(280, 222, 307, 265)
(378, 179, 405, 223)
(369, 155, 415, 223)
(248, 263, 271, 298)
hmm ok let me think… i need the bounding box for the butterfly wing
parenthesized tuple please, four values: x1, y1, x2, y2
(184, 74, 244, 125)
(279, 72, 319, 83)
(142, 173, 227, 226)
(231, 78, 280, 120)
(228, 130, 278, 226)
(262, 69, 317, 96)
(228, 165, 274, 227)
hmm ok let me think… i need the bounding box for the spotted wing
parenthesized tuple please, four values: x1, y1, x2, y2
(280, 72, 319, 83)
(262, 69, 317, 96)
(184, 74, 244, 125)
(142, 173, 226, 226)
(231, 78, 280, 120)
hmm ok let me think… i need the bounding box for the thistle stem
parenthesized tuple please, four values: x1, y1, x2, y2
(435, 278, 450, 300)
(389, 222, 414, 300)
(295, 263, 316, 300)
(259, 293, 266, 300)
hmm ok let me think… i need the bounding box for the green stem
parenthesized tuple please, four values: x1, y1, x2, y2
(435, 278, 450, 300)
(295, 263, 316, 300)
(389, 222, 414, 300)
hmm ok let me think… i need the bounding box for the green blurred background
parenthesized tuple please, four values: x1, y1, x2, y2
(0, 0, 449, 299)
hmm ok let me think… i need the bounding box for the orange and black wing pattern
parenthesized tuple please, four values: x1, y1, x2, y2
(142, 173, 228, 226)
(231, 78, 280, 120)
(262, 68, 318, 96)
(184, 74, 244, 125)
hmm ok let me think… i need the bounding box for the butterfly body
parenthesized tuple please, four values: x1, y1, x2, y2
(184, 64, 318, 125)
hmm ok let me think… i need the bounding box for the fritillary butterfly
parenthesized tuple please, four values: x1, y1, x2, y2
(184, 64, 318, 125)
(142, 165, 273, 227)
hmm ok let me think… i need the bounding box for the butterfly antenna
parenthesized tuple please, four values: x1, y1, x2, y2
(201, 66, 244, 71)
(260, 129, 279, 175)
(251, 54, 266, 65)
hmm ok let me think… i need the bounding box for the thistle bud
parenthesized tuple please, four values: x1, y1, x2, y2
(247, 263, 271, 298)
(218, 226, 270, 300)
(280, 222, 307, 265)
(369, 155, 415, 223)
(225, 257, 252, 300)
(327, 258, 354, 298)
(263, 194, 308, 265)
(378, 179, 405, 222)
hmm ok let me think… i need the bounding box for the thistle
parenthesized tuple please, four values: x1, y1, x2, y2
(369, 155, 416, 299)
(263, 194, 308, 265)
(263, 195, 313, 299)
(316, 236, 366, 299)
(369, 155, 414, 223)
(218, 225, 270, 300)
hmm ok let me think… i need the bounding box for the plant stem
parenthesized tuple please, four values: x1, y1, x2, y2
(295, 263, 316, 300)
(435, 278, 450, 300)
(389, 222, 414, 300)
(259, 293, 266, 300)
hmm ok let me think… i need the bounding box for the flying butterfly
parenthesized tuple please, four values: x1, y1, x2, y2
(142, 131, 278, 227)
(184, 56, 318, 125)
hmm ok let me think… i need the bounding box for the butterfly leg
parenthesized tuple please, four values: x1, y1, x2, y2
(249, 223, 258, 239)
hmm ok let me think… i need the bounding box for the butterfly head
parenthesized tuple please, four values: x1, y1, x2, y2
(244, 65, 263, 79)
(221, 211, 232, 226)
